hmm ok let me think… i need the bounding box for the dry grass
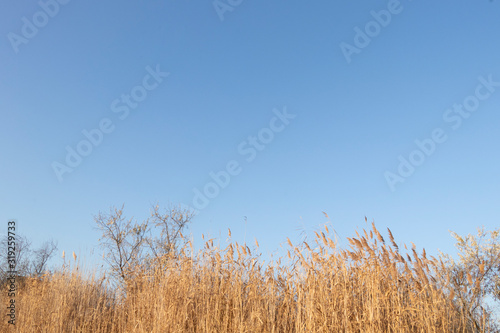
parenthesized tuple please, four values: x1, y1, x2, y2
(0, 223, 495, 332)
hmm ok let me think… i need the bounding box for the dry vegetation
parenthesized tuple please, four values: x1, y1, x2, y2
(1, 220, 498, 332)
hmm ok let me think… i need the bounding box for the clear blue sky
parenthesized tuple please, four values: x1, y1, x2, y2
(1, 0, 499, 267)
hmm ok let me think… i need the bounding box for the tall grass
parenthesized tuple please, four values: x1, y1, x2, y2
(1, 223, 495, 332)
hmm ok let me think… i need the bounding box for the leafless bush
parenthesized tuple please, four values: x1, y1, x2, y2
(441, 227, 500, 332)
(94, 203, 195, 291)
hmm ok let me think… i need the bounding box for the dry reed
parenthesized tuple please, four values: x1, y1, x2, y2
(0, 223, 494, 332)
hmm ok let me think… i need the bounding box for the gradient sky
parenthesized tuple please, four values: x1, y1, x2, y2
(1, 0, 499, 268)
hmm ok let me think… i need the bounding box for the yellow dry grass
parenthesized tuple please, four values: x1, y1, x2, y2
(0, 223, 493, 332)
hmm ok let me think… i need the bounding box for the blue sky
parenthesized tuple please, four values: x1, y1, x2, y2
(1, 0, 499, 268)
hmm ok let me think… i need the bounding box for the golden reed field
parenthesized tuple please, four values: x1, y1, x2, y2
(1, 222, 498, 333)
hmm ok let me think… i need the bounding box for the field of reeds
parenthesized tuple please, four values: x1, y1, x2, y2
(1, 222, 498, 332)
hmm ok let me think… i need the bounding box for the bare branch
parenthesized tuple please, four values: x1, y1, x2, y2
(95, 203, 195, 291)
(32, 240, 58, 277)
